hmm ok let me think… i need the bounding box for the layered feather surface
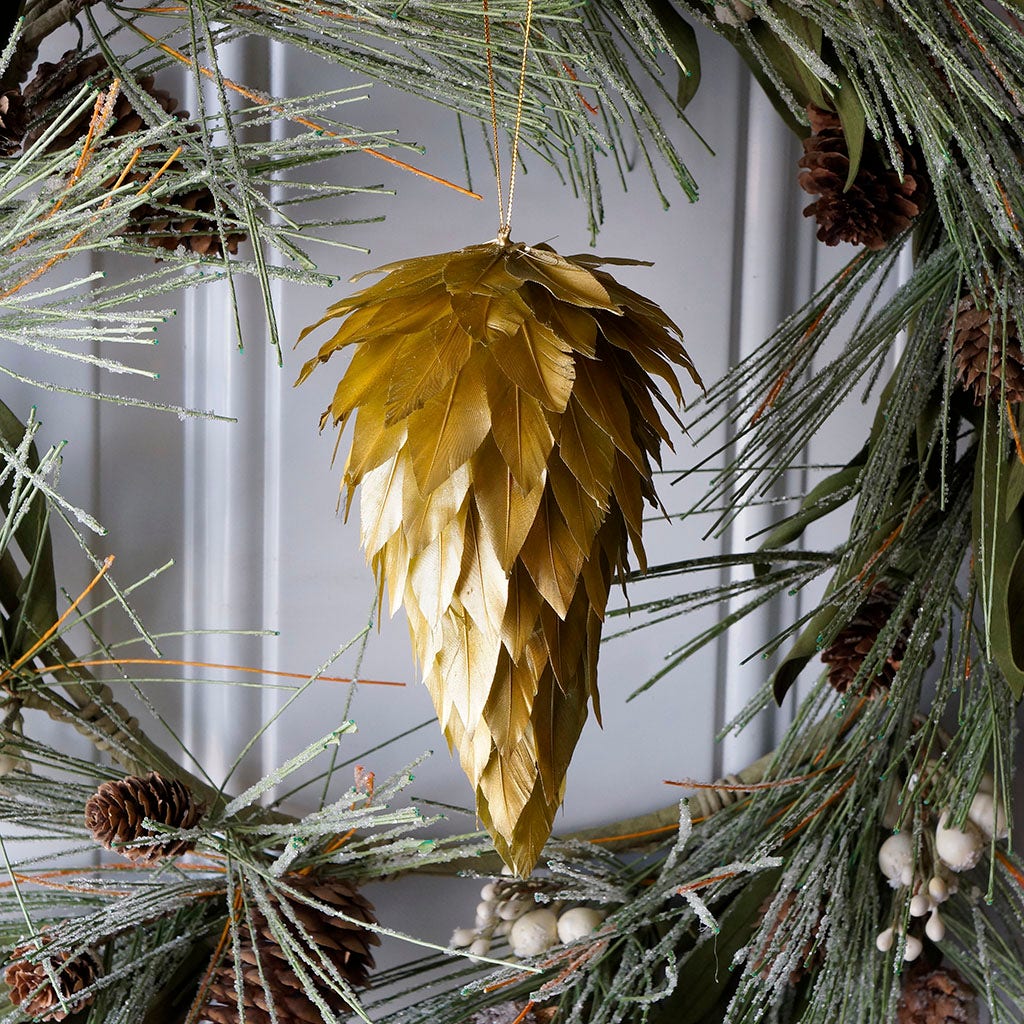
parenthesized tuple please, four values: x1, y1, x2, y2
(297, 240, 701, 874)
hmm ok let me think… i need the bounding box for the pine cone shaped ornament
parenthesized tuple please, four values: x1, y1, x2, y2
(820, 584, 910, 698)
(897, 963, 978, 1024)
(946, 289, 1024, 405)
(297, 239, 701, 874)
(799, 105, 929, 250)
(4, 941, 101, 1022)
(199, 874, 379, 1024)
(84, 771, 203, 862)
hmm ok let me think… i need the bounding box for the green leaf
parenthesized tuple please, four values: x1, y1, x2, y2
(648, 1, 701, 110)
(652, 868, 783, 1024)
(829, 68, 866, 190)
(750, 6, 827, 112)
(755, 444, 867, 576)
(771, 603, 840, 705)
(972, 418, 1024, 700)
(1005, 407, 1024, 518)
(0, 401, 58, 660)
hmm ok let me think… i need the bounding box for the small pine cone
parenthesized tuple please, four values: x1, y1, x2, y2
(754, 892, 823, 986)
(4, 942, 101, 1022)
(0, 90, 27, 157)
(821, 584, 911, 698)
(897, 963, 979, 1024)
(129, 190, 246, 257)
(199, 874, 380, 1024)
(84, 771, 203, 862)
(23, 49, 244, 257)
(946, 291, 1024, 405)
(799, 105, 929, 250)
(22, 50, 179, 150)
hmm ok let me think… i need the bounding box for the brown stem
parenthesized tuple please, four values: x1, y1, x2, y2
(1, 0, 98, 91)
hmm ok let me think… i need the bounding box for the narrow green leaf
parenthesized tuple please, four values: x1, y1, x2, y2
(652, 869, 783, 1024)
(648, 1, 702, 110)
(771, 603, 839, 705)
(972, 419, 1024, 700)
(0, 401, 58, 654)
(829, 69, 867, 190)
(751, 8, 826, 112)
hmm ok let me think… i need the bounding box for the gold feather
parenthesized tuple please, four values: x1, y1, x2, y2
(298, 239, 702, 875)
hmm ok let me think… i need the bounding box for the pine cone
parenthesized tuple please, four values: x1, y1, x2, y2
(946, 290, 1024, 405)
(22, 49, 244, 257)
(821, 584, 910, 698)
(129, 190, 246, 257)
(22, 50, 179, 150)
(897, 964, 979, 1024)
(4, 942, 101, 1022)
(199, 874, 379, 1024)
(0, 90, 27, 157)
(799, 105, 929, 250)
(84, 771, 203, 862)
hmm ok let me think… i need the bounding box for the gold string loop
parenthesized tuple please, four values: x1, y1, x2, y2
(483, 0, 535, 242)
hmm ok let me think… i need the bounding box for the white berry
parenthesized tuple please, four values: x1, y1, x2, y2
(909, 893, 931, 918)
(902, 935, 923, 962)
(935, 811, 984, 872)
(450, 928, 476, 948)
(878, 833, 915, 887)
(556, 907, 605, 944)
(925, 909, 946, 943)
(469, 937, 491, 957)
(498, 897, 529, 921)
(875, 927, 894, 952)
(927, 876, 949, 903)
(480, 882, 499, 902)
(509, 908, 559, 958)
(475, 901, 497, 926)
(968, 792, 1009, 841)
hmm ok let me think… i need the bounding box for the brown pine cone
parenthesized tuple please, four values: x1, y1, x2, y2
(821, 584, 911, 698)
(946, 290, 1024, 405)
(4, 941, 101, 1022)
(199, 874, 380, 1024)
(129, 190, 246, 257)
(22, 50, 179, 150)
(84, 771, 203, 862)
(799, 105, 929, 250)
(0, 90, 26, 157)
(897, 963, 979, 1024)
(22, 49, 244, 257)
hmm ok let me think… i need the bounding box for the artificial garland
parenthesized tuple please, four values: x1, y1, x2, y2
(0, 2, 1020, 1024)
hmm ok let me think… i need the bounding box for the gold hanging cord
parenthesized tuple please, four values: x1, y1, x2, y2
(483, 0, 536, 244)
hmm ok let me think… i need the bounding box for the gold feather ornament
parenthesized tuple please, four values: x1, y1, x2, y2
(296, 238, 701, 873)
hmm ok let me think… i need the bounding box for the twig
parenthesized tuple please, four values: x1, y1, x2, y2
(1, 0, 98, 91)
